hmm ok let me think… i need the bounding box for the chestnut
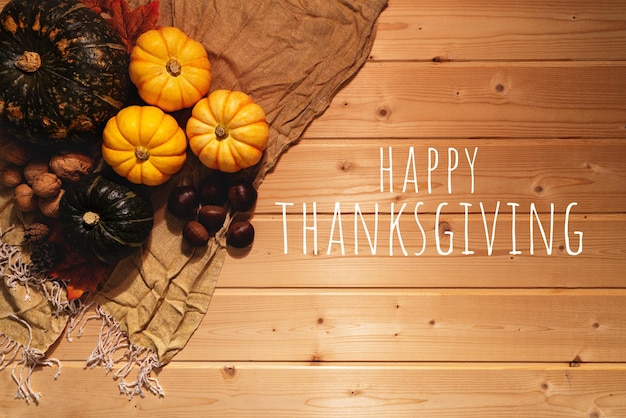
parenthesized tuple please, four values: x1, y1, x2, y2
(198, 205, 227, 235)
(199, 171, 230, 206)
(228, 179, 257, 212)
(226, 220, 255, 248)
(168, 185, 200, 219)
(183, 220, 210, 247)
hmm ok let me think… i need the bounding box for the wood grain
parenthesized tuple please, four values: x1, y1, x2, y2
(1, 0, 626, 416)
(304, 62, 626, 139)
(218, 214, 626, 288)
(47, 290, 626, 363)
(1, 362, 625, 417)
(373, 0, 626, 61)
(255, 139, 626, 213)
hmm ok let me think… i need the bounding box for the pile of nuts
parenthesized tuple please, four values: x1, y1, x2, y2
(168, 170, 258, 249)
(0, 137, 94, 222)
(2, 135, 260, 251)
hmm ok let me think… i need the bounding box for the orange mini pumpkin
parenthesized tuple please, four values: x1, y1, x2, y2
(129, 26, 211, 112)
(186, 90, 269, 173)
(102, 105, 187, 186)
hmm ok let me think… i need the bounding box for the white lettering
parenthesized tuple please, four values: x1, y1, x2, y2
(413, 202, 427, 256)
(403, 146, 419, 193)
(275, 201, 294, 254)
(303, 202, 318, 255)
(465, 147, 478, 194)
(390, 202, 408, 256)
(380, 146, 393, 192)
(530, 203, 554, 255)
(448, 147, 459, 194)
(428, 147, 438, 194)
(564, 202, 583, 256)
(435, 202, 453, 255)
(354, 203, 378, 255)
(508, 202, 521, 255)
(480, 201, 500, 256)
(327, 202, 345, 255)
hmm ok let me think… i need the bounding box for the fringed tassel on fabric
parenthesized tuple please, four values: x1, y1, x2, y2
(0, 229, 70, 316)
(0, 314, 61, 405)
(1, 231, 67, 403)
(68, 303, 165, 399)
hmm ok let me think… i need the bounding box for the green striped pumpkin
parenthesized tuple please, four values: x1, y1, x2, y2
(59, 174, 154, 263)
(0, 0, 129, 146)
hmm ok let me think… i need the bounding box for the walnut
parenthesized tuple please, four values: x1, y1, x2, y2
(23, 159, 50, 185)
(13, 183, 38, 213)
(49, 151, 94, 182)
(31, 172, 62, 198)
(38, 188, 64, 218)
(0, 137, 32, 166)
(1, 165, 23, 188)
(23, 223, 51, 243)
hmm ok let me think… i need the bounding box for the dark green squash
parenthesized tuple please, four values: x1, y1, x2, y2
(59, 174, 154, 263)
(0, 0, 130, 146)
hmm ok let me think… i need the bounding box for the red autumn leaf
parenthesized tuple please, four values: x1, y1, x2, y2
(46, 224, 112, 301)
(81, 0, 117, 15)
(105, 0, 160, 52)
(48, 251, 111, 301)
(81, 0, 159, 52)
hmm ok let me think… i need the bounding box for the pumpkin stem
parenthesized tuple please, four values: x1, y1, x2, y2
(166, 59, 182, 77)
(135, 146, 150, 161)
(15, 51, 41, 73)
(215, 125, 229, 140)
(83, 211, 100, 227)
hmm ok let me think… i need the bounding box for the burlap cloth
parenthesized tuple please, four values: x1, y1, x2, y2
(0, 0, 387, 401)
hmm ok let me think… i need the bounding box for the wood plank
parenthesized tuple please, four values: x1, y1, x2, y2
(1, 1, 625, 417)
(49, 290, 626, 363)
(303, 62, 626, 139)
(3, 0, 623, 62)
(217, 213, 626, 288)
(2, 362, 626, 417)
(255, 139, 626, 214)
(373, 0, 626, 61)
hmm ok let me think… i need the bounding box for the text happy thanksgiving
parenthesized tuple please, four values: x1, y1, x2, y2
(275, 147, 584, 256)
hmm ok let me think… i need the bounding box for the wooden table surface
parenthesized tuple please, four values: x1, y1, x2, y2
(2, 0, 626, 416)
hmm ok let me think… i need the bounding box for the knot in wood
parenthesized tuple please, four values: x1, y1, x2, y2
(376, 106, 391, 120)
(339, 160, 353, 171)
(438, 221, 452, 236)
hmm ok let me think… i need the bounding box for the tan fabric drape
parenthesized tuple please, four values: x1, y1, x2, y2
(1, 0, 388, 372)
